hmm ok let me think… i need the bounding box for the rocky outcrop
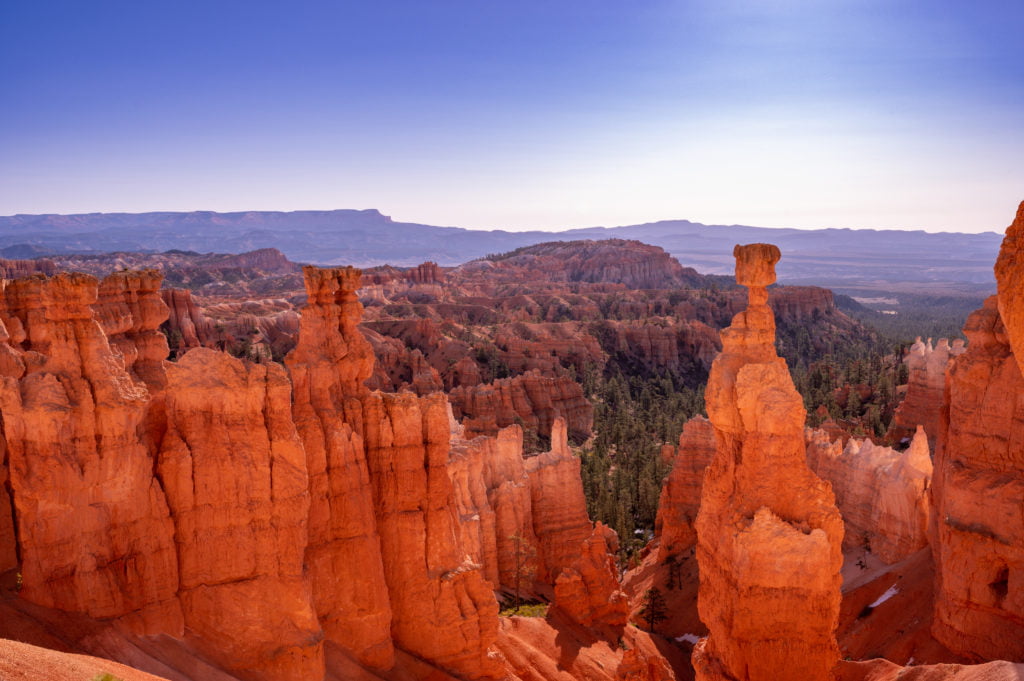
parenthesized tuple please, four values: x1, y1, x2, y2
(451, 370, 593, 443)
(655, 416, 716, 560)
(0, 273, 182, 634)
(994, 200, 1024, 371)
(0, 258, 56, 279)
(526, 419, 596, 585)
(362, 391, 503, 680)
(768, 286, 836, 323)
(553, 523, 629, 636)
(283, 266, 393, 669)
(159, 348, 323, 681)
(96, 271, 170, 389)
(448, 422, 541, 595)
(931, 294, 1024, 660)
(806, 426, 932, 563)
(161, 288, 214, 351)
(594, 319, 720, 377)
(692, 244, 843, 681)
(0, 456, 17, 574)
(888, 337, 964, 447)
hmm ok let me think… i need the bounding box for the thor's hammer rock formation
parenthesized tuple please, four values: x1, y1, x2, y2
(692, 244, 844, 681)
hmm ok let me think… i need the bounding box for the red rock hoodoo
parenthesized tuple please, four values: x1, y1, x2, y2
(692, 244, 844, 681)
(887, 337, 964, 447)
(0, 273, 182, 633)
(284, 266, 394, 669)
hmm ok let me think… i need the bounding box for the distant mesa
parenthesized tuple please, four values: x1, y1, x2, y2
(0, 208, 1001, 293)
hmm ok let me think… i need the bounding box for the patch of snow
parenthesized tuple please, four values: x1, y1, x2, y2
(869, 585, 899, 608)
(675, 633, 701, 645)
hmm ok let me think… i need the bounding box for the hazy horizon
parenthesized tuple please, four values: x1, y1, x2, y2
(3, 1, 1022, 235)
(0, 205, 1011, 237)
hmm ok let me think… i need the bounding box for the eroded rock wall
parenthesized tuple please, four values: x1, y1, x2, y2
(284, 266, 393, 669)
(932, 295, 1024, 660)
(362, 391, 503, 680)
(888, 337, 964, 447)
(451, 369, 593, 443)
(159, 349, 323, 681)
(0, 273, 182, 633)
(655, 416, 716, 560)
(806, 426, 932, 563)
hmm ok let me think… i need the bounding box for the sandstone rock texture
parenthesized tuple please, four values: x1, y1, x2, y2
(553, 522, 629, 636)
(362, 391, 503, 680)
(888, 337, 964, 447)
(451, 370, 594, 443)
(525, 418, 597, 585)
(159, 348, 323, 681)
(693, 244, 844, 681)
(284, 266, 393, 669)
(806, 426, 932, 564)
(931, 294, 1024, 660)
(0, 273, 182, 633)
(448, 421, 541, 595)
(994, 200, 1024, 372)
(0, 265, 518, 681)
(161, 288, 214, 352)
(655, 415, 716, 560)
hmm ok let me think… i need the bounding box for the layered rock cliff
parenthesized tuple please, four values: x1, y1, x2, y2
(159, 349, 324, 681)
(450, 370, 594, 444)
(929, 202, 1024, 661)
(0, 273, 182, 633)
(283, 266, 393, 669)
(362, 391, 503, 680)
(448, 421, 541, 595)
(931, 295, 1024, 660)
(806, 426, 932, 564)
(692, 244, 844, 681)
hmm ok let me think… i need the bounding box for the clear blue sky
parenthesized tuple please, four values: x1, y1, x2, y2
(2, 0, 1022, 233)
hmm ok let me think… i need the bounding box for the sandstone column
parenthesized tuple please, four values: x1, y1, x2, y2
(692, 244, 843, 681)
(284, 266, 394, 669)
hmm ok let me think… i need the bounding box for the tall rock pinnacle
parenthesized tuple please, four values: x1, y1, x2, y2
(692, 244, 844, 681)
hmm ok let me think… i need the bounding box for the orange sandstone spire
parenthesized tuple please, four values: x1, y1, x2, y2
(692, 244, 844, 681)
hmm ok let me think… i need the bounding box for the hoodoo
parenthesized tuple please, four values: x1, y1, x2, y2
(692, 244, 844, 681)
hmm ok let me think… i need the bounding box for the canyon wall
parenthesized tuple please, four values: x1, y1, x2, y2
(450, 370, 594, 443)
(0, 263, 640, 681)
(283, 266, 394, 669)
(929, 202, 1024, 661)
(692, 244, 843, 681)
(932, 301, 1024, 658)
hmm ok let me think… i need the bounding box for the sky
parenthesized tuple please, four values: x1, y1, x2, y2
(2, 0, 1022, 234)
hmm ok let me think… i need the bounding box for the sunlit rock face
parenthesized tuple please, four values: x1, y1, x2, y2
(806, 425, 932, 564)
(888, 337, 965, 448)
(284, 266, 394, 670)
(159, 348, 324, 681)
(655, 415, 716, 560)
(930, 204, 1024, 661)
(693, 244, 844, 681)
(0, 273, 183, 634)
